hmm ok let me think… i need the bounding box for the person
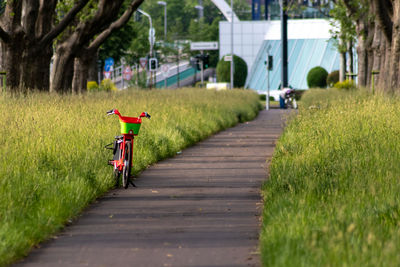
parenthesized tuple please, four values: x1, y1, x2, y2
(279, 87, 294, 109)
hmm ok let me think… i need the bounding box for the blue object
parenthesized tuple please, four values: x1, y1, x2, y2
(279, 95, 286, 109)
(104, 57, 114, 71)
(252, 0, 261, 20)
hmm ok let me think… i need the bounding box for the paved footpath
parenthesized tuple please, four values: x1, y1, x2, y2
(15, 109, 288, 267)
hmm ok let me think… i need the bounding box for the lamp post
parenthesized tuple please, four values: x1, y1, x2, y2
(230, 0, 234, 89)
(157, 1, 167, 41)
(157, 1, 167, 88)
(137, 9, 154, 88)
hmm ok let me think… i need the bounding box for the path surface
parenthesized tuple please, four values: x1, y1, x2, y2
(15, 109, 288, 267)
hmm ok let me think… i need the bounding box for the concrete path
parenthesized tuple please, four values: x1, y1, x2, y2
(15, 109, 288, 267)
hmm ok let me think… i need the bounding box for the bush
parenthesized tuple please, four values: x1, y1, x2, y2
(100, 79, 118, 91)
(327, 70, 339, 87)
(307, 66, 328, 88)
(334, 79, 356, 90)
(87, 81, 99, 91)
(216, 54, 248, 88)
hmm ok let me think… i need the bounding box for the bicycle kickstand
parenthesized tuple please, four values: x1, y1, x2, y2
(129, 180, 136, 187)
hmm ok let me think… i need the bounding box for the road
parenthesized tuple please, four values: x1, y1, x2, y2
(15, 109, 288, 267)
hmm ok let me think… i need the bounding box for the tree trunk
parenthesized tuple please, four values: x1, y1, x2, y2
(50, 48, 75, 93)
(72, 51, 95, 94)
(372, 23, 383, 90)
(356, 35, 368, 86)
(347, 40, 354, 75)
(2, 39, 23, 91)
(389, 2, 400, 90)
(339, 51, 346, 82)
(88, 52, 99, 83)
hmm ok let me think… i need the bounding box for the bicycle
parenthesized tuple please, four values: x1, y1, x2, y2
(105, 109, 151, 189)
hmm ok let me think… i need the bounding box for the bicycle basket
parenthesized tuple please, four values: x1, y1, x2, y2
(119, 116, 142, 135)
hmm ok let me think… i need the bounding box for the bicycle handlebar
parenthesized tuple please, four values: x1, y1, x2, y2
(106, 109, 150, 119)
(140, 112, 151, 119)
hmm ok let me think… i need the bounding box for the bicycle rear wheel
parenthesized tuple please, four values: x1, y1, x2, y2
(122, 141, 132, 189)
(114, 169, 120, 187)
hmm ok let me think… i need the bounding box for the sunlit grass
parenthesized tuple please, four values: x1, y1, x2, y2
(0, 88, 261, 266)
(261, 89, 400, 266)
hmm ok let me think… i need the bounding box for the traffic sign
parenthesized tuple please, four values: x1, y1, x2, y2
(224, 55, 232, 61)
(190, 42, 219, 51)
(139, 57, 148, 69)
(103, 71, 111, 79)
(161, 64, 169, 78)
(123, 66, 133, 81)
(104, 57, 114, 71)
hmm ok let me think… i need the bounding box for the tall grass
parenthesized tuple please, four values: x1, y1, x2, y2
(261, 89, 400, 266)
(0, 88, 261, 266)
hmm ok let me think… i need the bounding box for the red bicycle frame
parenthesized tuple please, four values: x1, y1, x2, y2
(106, 109, 150, 188)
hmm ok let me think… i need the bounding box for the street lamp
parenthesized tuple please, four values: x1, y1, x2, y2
(157, 1, 167, 41)
(137, 9, 155, 88)
(137, 9, 154, 57)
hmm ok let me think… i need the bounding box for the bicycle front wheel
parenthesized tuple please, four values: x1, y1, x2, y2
(122, 141, 132, 189)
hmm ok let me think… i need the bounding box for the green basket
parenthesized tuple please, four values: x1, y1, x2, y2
(120, 121, 141, 135)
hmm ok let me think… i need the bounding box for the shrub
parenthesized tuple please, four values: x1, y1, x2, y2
(307, 66, 328, 88)
(100, 79, 118, 91)
(334, 79, 356, 90)
(87, 81, 99, 91)
(216, 54, 248, 88)
(327, 70, 339, 87)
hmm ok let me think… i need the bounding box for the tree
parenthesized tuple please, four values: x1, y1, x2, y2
(328, 0, 356, 82)
(0, 0, 90, 92)
(51, 0, 144, 93)
(342, 0, 400, 91)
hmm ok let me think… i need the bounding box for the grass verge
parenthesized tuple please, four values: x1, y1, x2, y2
(0, 88, 261, 266)
(261, 89, 400, 266)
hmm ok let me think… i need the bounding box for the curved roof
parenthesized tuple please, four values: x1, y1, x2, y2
(210, 0, 240, 22)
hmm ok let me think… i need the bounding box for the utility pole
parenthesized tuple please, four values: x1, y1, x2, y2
(230, 0, 234, 89)
(138, 9, 154, 89)
(281, 0, 288, 89)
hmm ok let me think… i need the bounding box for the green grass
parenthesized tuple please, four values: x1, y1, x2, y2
(0, 88, 261, 266)
(261, 88, 400, 266)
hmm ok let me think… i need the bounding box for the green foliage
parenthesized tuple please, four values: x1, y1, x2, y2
(329, 0, 357, 53)
(188, 18, 220, 67)
(100, 79, 118, 91)
(327, 70, 340, 87)
(122, 0, 250, 67)
(307, 66, 328, 88)
(216, 54, 248, 88)
(87, 81, 99, 91)
(261, 89, 400, 266)
(0, 89, 260, 266)
(129, 70, 148, 89)
(334, 79, 356, 90)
